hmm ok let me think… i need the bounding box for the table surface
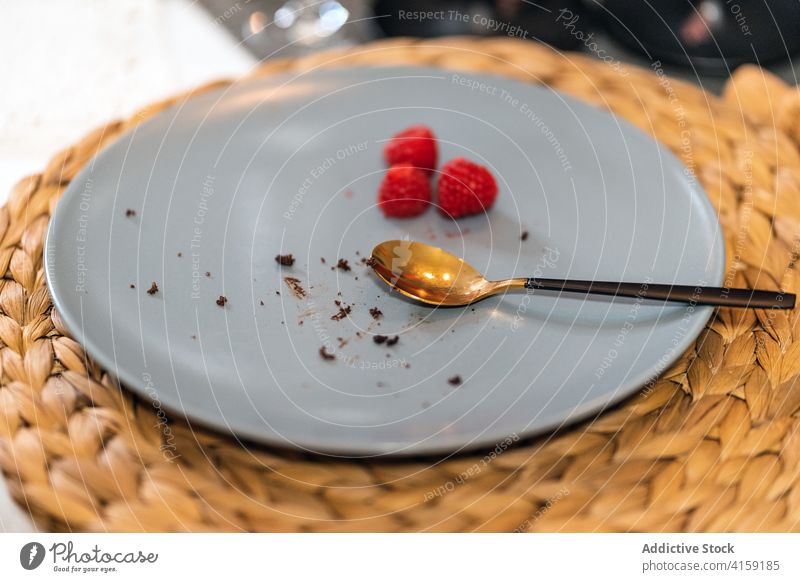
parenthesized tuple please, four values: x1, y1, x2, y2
(5, 1, 793, 534)
(0, 0, 255, 532)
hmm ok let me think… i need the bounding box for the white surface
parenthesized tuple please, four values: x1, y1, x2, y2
(0, 0, 255, 198)
(0, 0, 255, 531)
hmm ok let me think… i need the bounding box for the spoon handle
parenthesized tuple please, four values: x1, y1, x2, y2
(520, 278, 796, 309)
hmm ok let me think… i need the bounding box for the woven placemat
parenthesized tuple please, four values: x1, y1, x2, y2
(2, 37, 800, 532)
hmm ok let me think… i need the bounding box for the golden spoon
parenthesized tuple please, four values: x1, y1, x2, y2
(369, 240, 796, 309)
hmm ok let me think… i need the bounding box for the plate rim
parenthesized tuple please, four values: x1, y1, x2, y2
(44, 65, 726, 457)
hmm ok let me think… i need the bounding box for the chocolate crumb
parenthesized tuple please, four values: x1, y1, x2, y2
(191, 335, 197, 340)
(365, 257, 377, 268)
(369, 307, 383, 320)
(520, 231, 529, 241)
(177, 252, 182, 257)
(147, 282, 159, 295)
(130, 284, 135, 289)
(373, 335, 388, 345)
(275, 291, 280, 295)
(336, 258, 351, 272)
(331, 305, 352, 321)
(259, 300, 264, 306)
(448, 375, 462, 386)
(205, 271, 211, 278)
(386, 335, 399, 346)
(320, 257, 326, 264)
(216, 295, 227, 307)
(125, 209, 136, 217)
(275, 254, 295, 266)
(319, 346, 335, 360)
(283, 277, 306, 299)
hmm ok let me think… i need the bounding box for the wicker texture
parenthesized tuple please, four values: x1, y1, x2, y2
(2, 37, 800, 532)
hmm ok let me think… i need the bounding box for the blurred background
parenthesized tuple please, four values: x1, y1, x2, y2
(205, 0, 800, 79)
(3, 0, 800, 199)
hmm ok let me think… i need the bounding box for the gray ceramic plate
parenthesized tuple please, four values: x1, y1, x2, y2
(45, 66, 724, 457)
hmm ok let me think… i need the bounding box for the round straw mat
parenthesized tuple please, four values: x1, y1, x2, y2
(2, 37, 800, 532)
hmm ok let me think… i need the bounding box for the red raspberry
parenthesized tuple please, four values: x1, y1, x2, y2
(378, 165, 432, 218)
(437, 157, 499, 218)
(384, 125, 437, 173)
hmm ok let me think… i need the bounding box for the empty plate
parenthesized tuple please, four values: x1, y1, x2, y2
(45, 66, 724, 456)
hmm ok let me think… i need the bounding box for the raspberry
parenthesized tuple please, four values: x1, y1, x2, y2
(437, 158, 498, 218)
(378, 164, 432, 218)
(384, 125, 437, 173)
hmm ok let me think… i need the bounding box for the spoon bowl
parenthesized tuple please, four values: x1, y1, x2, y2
(370, 240, 493, 306)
